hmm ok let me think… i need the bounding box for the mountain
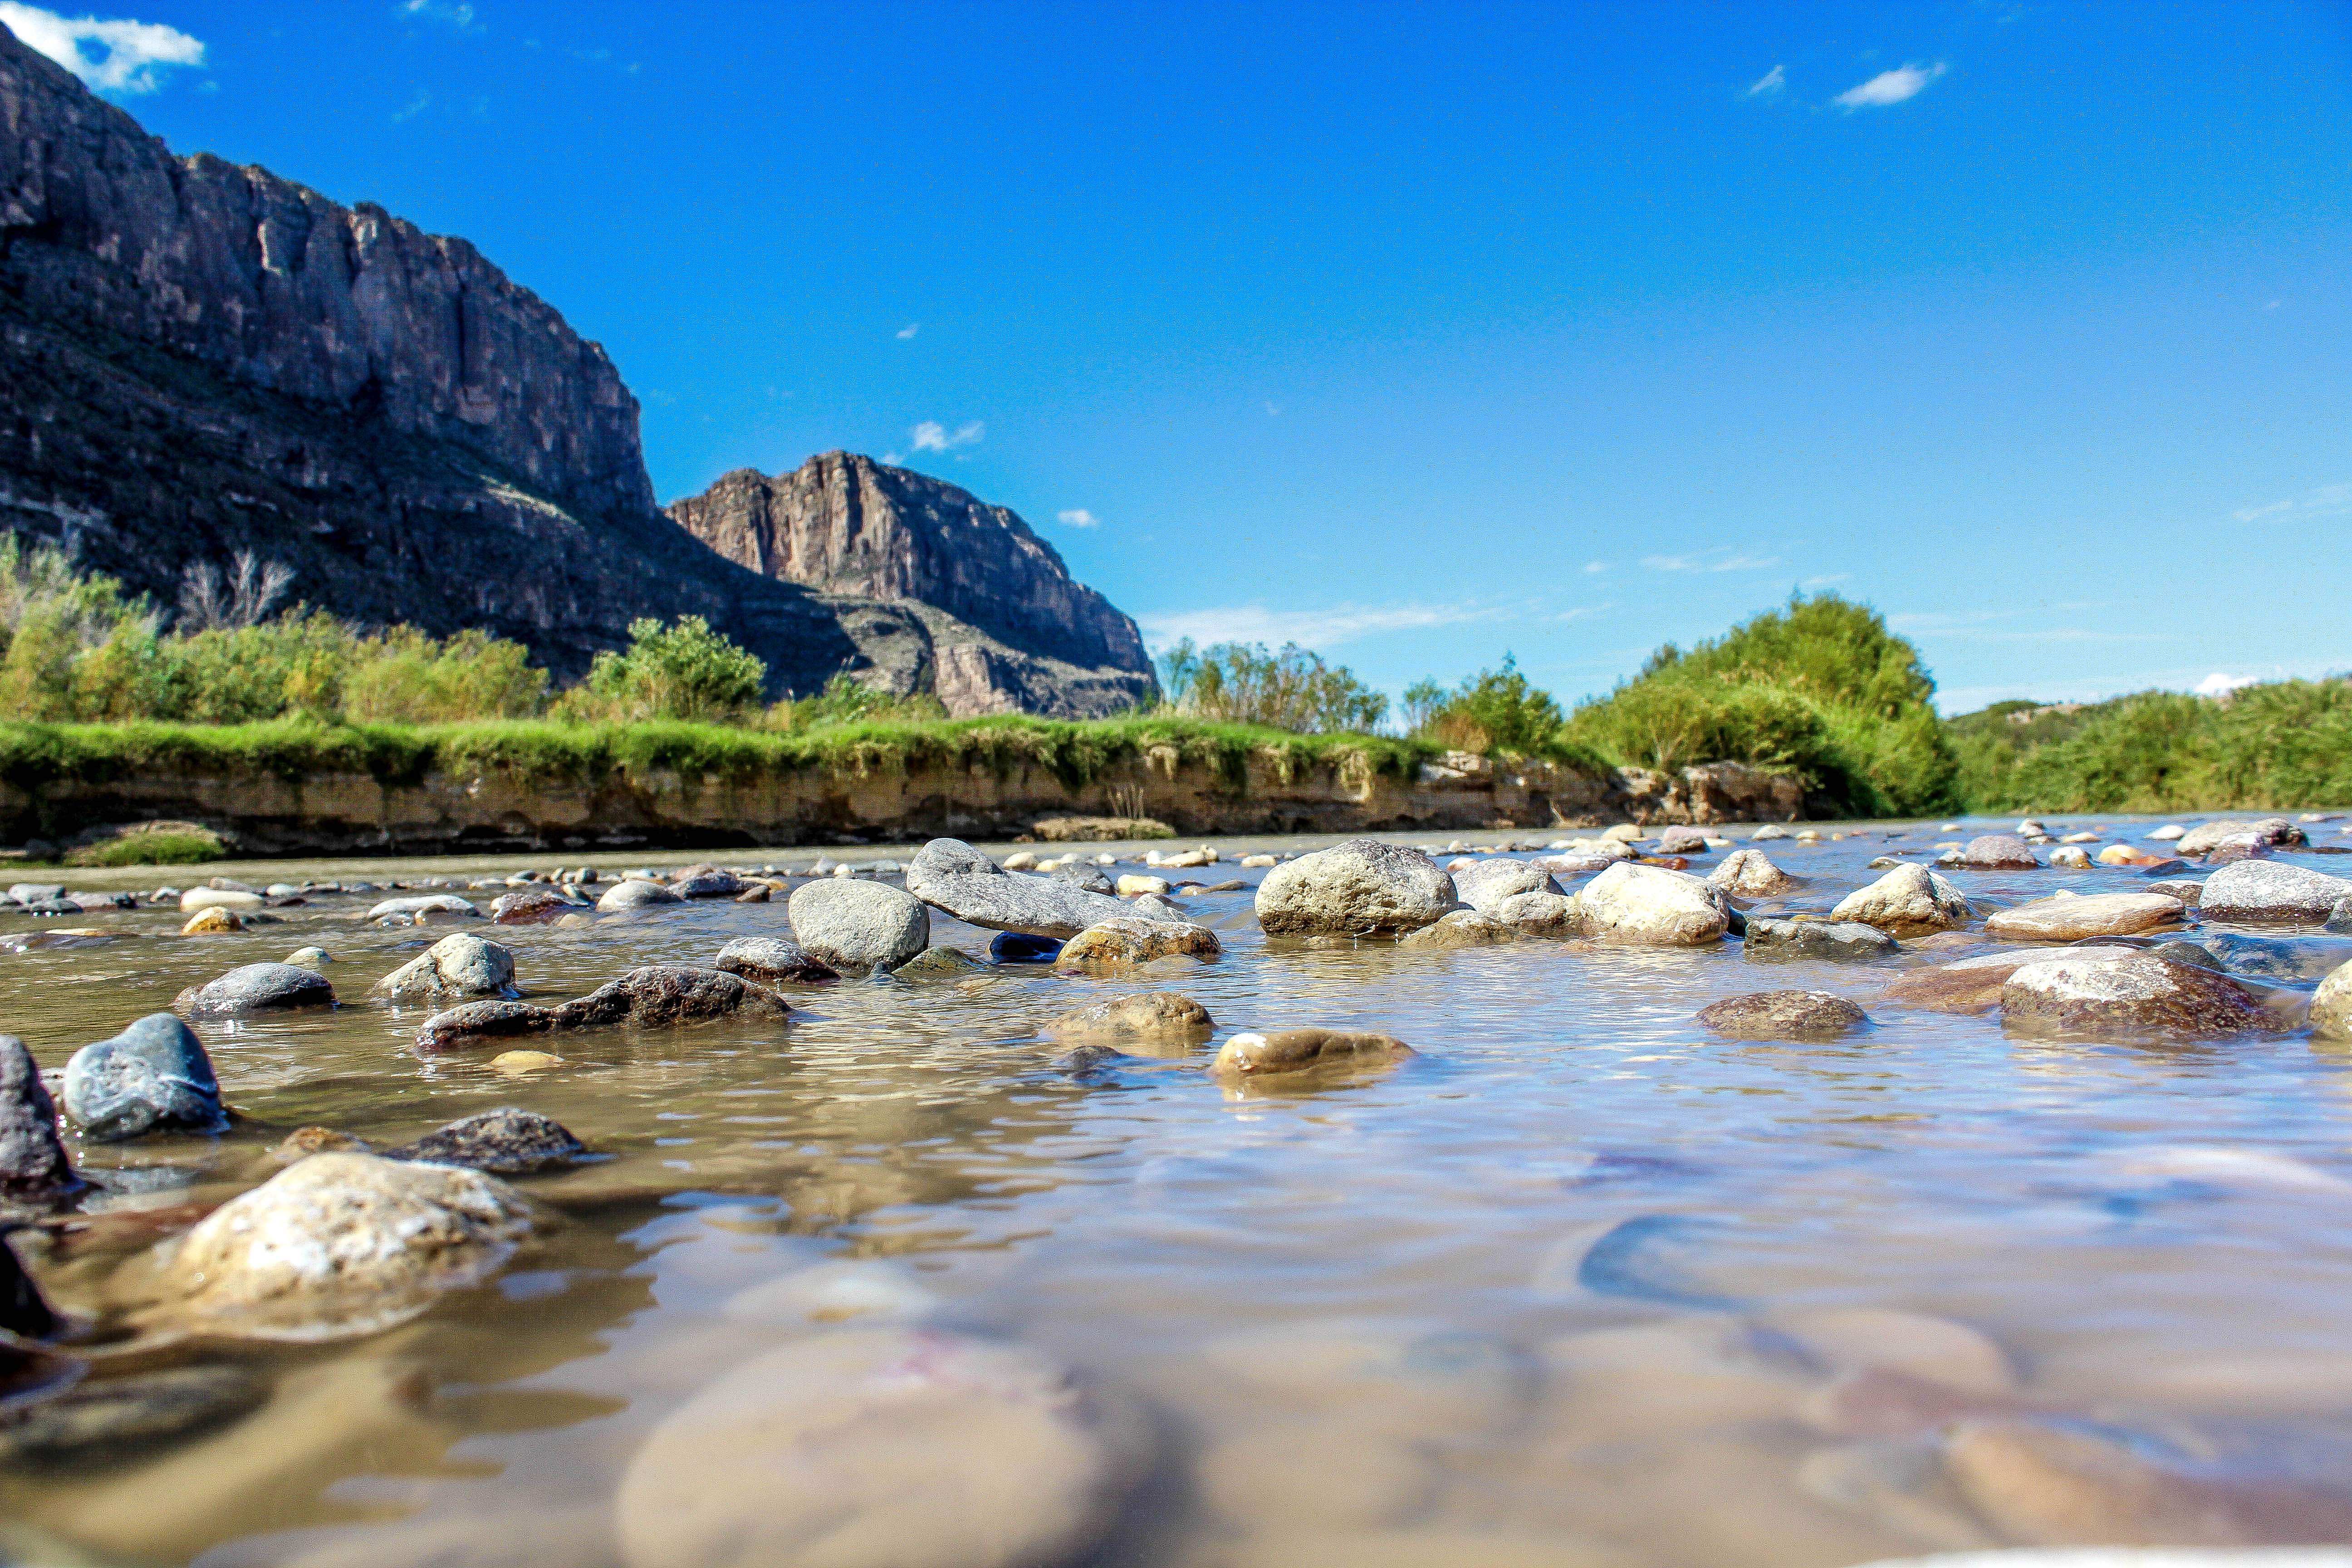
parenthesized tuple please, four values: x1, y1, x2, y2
(0, 24, 1152, 714)
(668, 454, 1155, 715)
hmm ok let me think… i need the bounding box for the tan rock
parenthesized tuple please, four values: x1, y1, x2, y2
(1983, 892, 2186, 943)
(490, 1049, 565, 1072)
(2002, 952, 2282, 1039)
(1574, 862, 1729, 946)
(1708, 848, 1797, 897)
(1058, 916, 1220, 966)
(1211, 1029, 1415, 1077)
(1830, 864, 1971, 936)
(1044, 991, 1213, 1044)
(2315, 961, 2352, 1041)
(1398, 910, 1514, 949)
(181, 906, 242, 934)
(1882, 947, 2136, 1014)
(1115, 874, 1170, 896)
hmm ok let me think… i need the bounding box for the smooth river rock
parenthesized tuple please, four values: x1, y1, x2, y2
(787, 879, 931, 974)
(172, 1152, 539, 1340)
(63, 1014, 228, 1139)
(173, 962, 336, 1019)
(490, 888, 581, 924)
(1488, 890, 1579, 936)
(371, 932, 516, 1000)
(2001, 953, 2281, 1039)
(1697, 990, 1868, 1040)
(1882, 948, 2136, 1015)
(415, 967, 788, 1050)
(1832, 864, 1973, 936)
(1953, 834, 2042, 870)
(615, 1328, 1139, 1568)
(1742, 917, 1899, 964)
(1211, 1029, 1416, 1078)
(1709, 848, 1798, 897)
(2313, 961, 2352, 1042)
(1058, 916, 1221, 967)
(1572, 862, 1729, 946)
(597, 878, 683, 913)
(0, 1034, 75, 1195)
(2198, 861, 2352, 922)
(367, 894, 479, 920)
(1449, 859, 1563, 912)
(2176, 817, 2307, 857)
(179, 887, 262, 913)
(1255, 839, 1457, 936)
(893, 946, 992, 979)
(1983, 893, 2189, 943)
(384, 1107, 586, 1174)
(1398, 911, 1514, 949)
(714, 936, 840, 985)
(905, 838, 1130, 938)
(1044, 992, 1214, 1044)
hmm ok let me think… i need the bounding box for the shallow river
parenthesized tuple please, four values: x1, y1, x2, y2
(8, 817, 2352, 1567)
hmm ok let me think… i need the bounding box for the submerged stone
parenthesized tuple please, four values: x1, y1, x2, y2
(0, 1365, 268, 1462)
(1044, 992, 1214, 1044)
(63, 1014, 226, 1140)
(1742, 918, 1898, 964)
(1983, 893, 2188, 943)
(173, 962, 335, 1019)
(385, 1107, 585, 1174)
(1211, 1029, 1416, 1077)
(2001, 953, 2282, 1039)
(371, 932, 516, 1000)
(2, 1230, 59, 1338)
(1697, 990, 1868, 1040)
(1058, 916, 1221, 967)
(892, 946, 992, 979)
(714, 936, 840, 985)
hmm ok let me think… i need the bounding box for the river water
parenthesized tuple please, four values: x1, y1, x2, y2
(6, 817, 2352, 1567)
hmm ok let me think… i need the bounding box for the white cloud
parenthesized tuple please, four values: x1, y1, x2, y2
(0, 2, 203, 92)
(880, 451, 903, 466)
(1747, 64, 1785, 97)
(1641, 551, 1780, 573)
(390, 89, 431, 123)
(1582, 561, 1607, 574)
(2195, 671, 2259, 697)
(1833, 61, 1946, 109)
(910, 419, 984, 453)
(2232, 482, 2349, 525)
(1140, 600, 1511, 652)
(896, 323, 920, 340)
(1802, 573, 1851, 588)
(1055, 509, 1098, 529)
(1264, 402, 1281, 417)
(399, 0, 478, 28)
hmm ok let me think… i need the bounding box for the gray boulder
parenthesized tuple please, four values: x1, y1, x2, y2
(371, 932, 516, 1000)
(1742, 918, 1899, 964)
(2177, 817, 2307, 857)
(1449, 859, 1563, 912)
(904, 839, 1130, 938)
(1048, 862, 1116, 895)
(1697, 990, 1867, 1040)
(0, 1035, 74, 1195)
(415, 966, 790, 1051)
(2331, 897, 2352, 935)
(670, 871, 746, 899)
(1830, 864, 1972, 936)
(597, 878, 683, 913)
(7, 884, 62, 906)
(1489, 890, 1579, 936)
(715, 936, 840, 985)
(1255, 838, 1456, 936)
(2199, 860, 2352, 922)
(1573, 862, 1729, 946)
(1950, 834, 2040, 870)
(788, 879, 931, 973)
(2000, 952, 2281, 1039)
(173, 962, 335, 1019)
(63, 1014, 228, 1140)
(385, 1107, 585, 1174)
(1654, 828, 1708, 855)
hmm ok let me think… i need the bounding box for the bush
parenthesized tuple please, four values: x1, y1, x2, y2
(1154, 638, 1387, 733)
(65, 828, 225, 867)
(1403, 655, 1565, 756)
(572, 616, 766, 722)
(764, 673, 949, 731)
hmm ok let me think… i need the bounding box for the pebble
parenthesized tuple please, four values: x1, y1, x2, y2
(370, 932, 516, 1000)
(285, 946, 331, 967)
(892, 945, 992, 978)
(490, 888, 580, 924)
(1573, 862, 1730, 946)
(713, 936, 840, 985)
(1398, 910, 1514, 948)
(180, 887, 263, 912)
(0, 1364, 269, 1463)
(2177, 816, 2306, 857)
(1450, 858, 1564, 911)
(63, 1013, 228, 1140)
(0, 1034, 75, 1196)
(1058, 916, 1221, 966)
(1255, 838, 1457, 936)
(1697, 989, 1868, 1039)
(1750, 824, 1792, 841)
(2050, 846, 2092, 868)
(1743, 917, 1899, 964)
(2002, 953, 2281, 1039)
(614, 1328, 1138, 1568)
(366, 894, 479, 920)
(785, 878, 930, 974)
(2198, 860, 2352, 922)
(1044, 991, 1214, 1044)
(1983, 893, 2188, 943)
(1831, 864, 1973, 936)
(383, 1107, 585, 1174)
(181, 906, 243, 934)
(722, 1260, 941, 1327)
(596, 879, 682, 913)
(1950, 834, 2042, 870)
(906, 838, 1130, 937)
(990, 931, 1065, 964)
(1710, 848, 1798, 896)
(1211, 1029, 1416, 1077)
(1117, 873, 1171, 896)
(2312, 960, 2352, 1041)
(171, 1152, 539, 1340)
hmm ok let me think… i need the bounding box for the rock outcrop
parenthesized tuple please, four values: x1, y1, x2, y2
(0, 27, 1150, 714)
(666, 453, 1156, 716)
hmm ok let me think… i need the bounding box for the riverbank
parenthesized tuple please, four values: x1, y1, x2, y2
(0, 717, 1807, 859)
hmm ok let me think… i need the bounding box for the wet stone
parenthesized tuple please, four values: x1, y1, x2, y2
(2176, 816, 2307, 857)
(713, 936, 839, 985)
(173, 962, 335, 1019)
(0, 1365, 269, 1463)
(1, 1231, 58, 1338)
(892, 946, 991, 979)
(1449, 858, 1562, 912)
(669, 871, 745, 899)
(1573, 862, 1730, 946)
(384, 1107, 585, 1174)
(0, 1035, 74, 1196)
(1697, 989, 1868, 1039)
(1951, 834, 2042, 870)
(2313, 961, 2352, 1041)
(1742, 917, 1899, 964)
(180, 906, 241, 935)
(63, 1014, 226, 1140)
(1398, 910, 1514, 949)
(785, 878, 930, 975)
(596, 879, 682, 913)
(1211, 1029, 1416, 1077)
(614, 1328, 1138, 1568)
(371, 933, 515, 1000)
(2198, 860, 2352, 922)
(1488, 890, 1578, 936)
(273, 1126, 371, 1161)
(1045, 992, 1214, 1044)
(1059, 916, 1221, 967)
(2001, 953, 2282, 1039)
(414, 1000, 553, 1054)
(170, 1152, 539, 1341)
(550, 966, 790, 1030)
(1710, 848, 1798, 897)
(1831, 864, 1972, 936)
(366, 894, 478, 920)
(905, 837, 1131, 938)
(990, 931, 1064, 964)
(1255, 838, 1457, 936)
(1983, 892, 2188, 943)
(2147, 939, 2224, 972)
(490, 888, 578, 925)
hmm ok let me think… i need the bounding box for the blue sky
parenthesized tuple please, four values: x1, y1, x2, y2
(10, 0, 2348, 714)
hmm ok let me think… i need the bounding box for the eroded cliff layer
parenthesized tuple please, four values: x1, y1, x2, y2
(669, 453, 1157, 715)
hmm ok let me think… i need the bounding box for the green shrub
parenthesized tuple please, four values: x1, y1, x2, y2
(66, 830, 225, 867)
(572, 616, 766, 721)
(1403, 655, 1568, 757)
(1154, 638, 1388, 733)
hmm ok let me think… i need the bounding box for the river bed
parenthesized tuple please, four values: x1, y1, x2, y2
(6, 816, 2352, 1567)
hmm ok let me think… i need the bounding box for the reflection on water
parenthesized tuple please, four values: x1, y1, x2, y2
(5, 821, 2352, 1564)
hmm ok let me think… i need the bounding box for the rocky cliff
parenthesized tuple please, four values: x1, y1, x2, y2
(668, 455, 1156, 716)
(0, 24, 1149, 713)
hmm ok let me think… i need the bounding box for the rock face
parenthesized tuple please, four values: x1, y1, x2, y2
(0, 32, 1150, 714)
(905, 838, 1129, 939)
(668, 453, 1157, 717)
(171, 1152, 538, 1339)
(1256, 840, 1457, 936)
(615, 1328, 1138, 1568)
(1572, 862, 1729, 946)
(2001, 953, 2281, 1039)
(63, 1014, 227, 1139)
(2198, 861, 2352, 922)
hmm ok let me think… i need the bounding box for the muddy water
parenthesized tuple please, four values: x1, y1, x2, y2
(7, 818, 2352, 1566)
